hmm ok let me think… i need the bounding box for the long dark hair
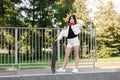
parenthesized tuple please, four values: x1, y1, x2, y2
(64, 15, 77, 28)
(68, 15, 77, 24)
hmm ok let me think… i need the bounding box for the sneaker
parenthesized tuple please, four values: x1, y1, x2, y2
(72, 68, 79, 73)
(56, 68, 66, 72)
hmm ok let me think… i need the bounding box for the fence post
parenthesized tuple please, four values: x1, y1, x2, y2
(15, 28, 18, 64)
(57, 29, 60, 63)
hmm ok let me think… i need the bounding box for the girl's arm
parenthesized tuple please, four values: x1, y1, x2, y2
(77, 19, 84, 28)
(55, 29, 65, 41)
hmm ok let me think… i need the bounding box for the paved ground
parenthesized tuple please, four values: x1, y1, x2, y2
(0, 66, 120, 80)
(0, 67, 120, 76)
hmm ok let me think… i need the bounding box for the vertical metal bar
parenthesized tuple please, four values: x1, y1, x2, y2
(28, 29, 30, 63)
(57, 29, 60, 63)
(7, 28, 9, 64)
(4, 29, 6, 64)
(95, 29, 97, 61)
(44, 29, 46, 62)
(34, 29, 36, 63)
(32, 28, 34, 63)
(38, 29, 40, 62)
(84, 29, 87, 61)
(25, 29, 27, 63)
(0, 28, 1, 64)
(42, 29, 43, 62)
(15, 28, 18, 64)
(11, 29, 13, 64)
(90, 28, 93, 62)
(21, 28, 23, 63)
(3, 29, 6, 64)
(88, 29, 90, 60)
(93, 29, 97, 68)
(18, 29, 20, 63)
(3, 29, 5, 64)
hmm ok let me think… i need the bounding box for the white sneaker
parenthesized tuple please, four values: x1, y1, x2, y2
(72, 68, 79, 73)
(56, 68, 66, 72)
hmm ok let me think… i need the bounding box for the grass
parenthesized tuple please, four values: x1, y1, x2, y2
(63, 57, 120, 69)
(95, 57, 120, 67)
(97, 57, 120, 62)
(0, 57, 120, 70)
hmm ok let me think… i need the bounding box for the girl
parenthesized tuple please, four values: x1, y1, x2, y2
(55, 15, 84, 73)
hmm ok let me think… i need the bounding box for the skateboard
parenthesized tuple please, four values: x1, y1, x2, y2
(51, 41, 57, 73)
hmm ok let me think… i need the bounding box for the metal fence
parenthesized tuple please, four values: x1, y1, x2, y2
(0, 27, 96, 69)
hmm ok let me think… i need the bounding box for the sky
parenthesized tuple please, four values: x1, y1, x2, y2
(112, 0, 120, 13)
(87, 0, 120, 13)
(86, 0, 120, 21)
(17, 0, 120, 18)
(19, 0, 120, 14)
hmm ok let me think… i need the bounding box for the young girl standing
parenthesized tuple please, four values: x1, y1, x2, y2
(55, 15, 84, 73)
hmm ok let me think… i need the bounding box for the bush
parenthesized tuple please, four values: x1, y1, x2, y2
(97, 45, 117, 58)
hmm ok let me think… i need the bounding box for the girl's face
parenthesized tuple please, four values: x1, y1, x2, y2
(70, 17, 75, 23)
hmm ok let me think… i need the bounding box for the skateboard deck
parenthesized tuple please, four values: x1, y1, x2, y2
(51, 41, 57, 73)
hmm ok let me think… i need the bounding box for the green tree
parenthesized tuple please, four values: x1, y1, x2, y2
(45, 0, 75, 28)
(95, 0, 120, 57)
(63, 0, 88, 26)
(0, 0, 23, 55)
(0, 0, 22, 27)
(18, 0, 56, 28)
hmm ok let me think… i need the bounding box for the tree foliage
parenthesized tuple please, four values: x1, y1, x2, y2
(95, 0, 120, 57)
(0, 0, 22, 27)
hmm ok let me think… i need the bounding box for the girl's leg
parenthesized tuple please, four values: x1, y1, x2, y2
(62, 47, 72, 69)
(73, 46, 80, 69)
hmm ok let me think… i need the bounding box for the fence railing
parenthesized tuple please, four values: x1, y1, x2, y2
(0, 27, 96, 69)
